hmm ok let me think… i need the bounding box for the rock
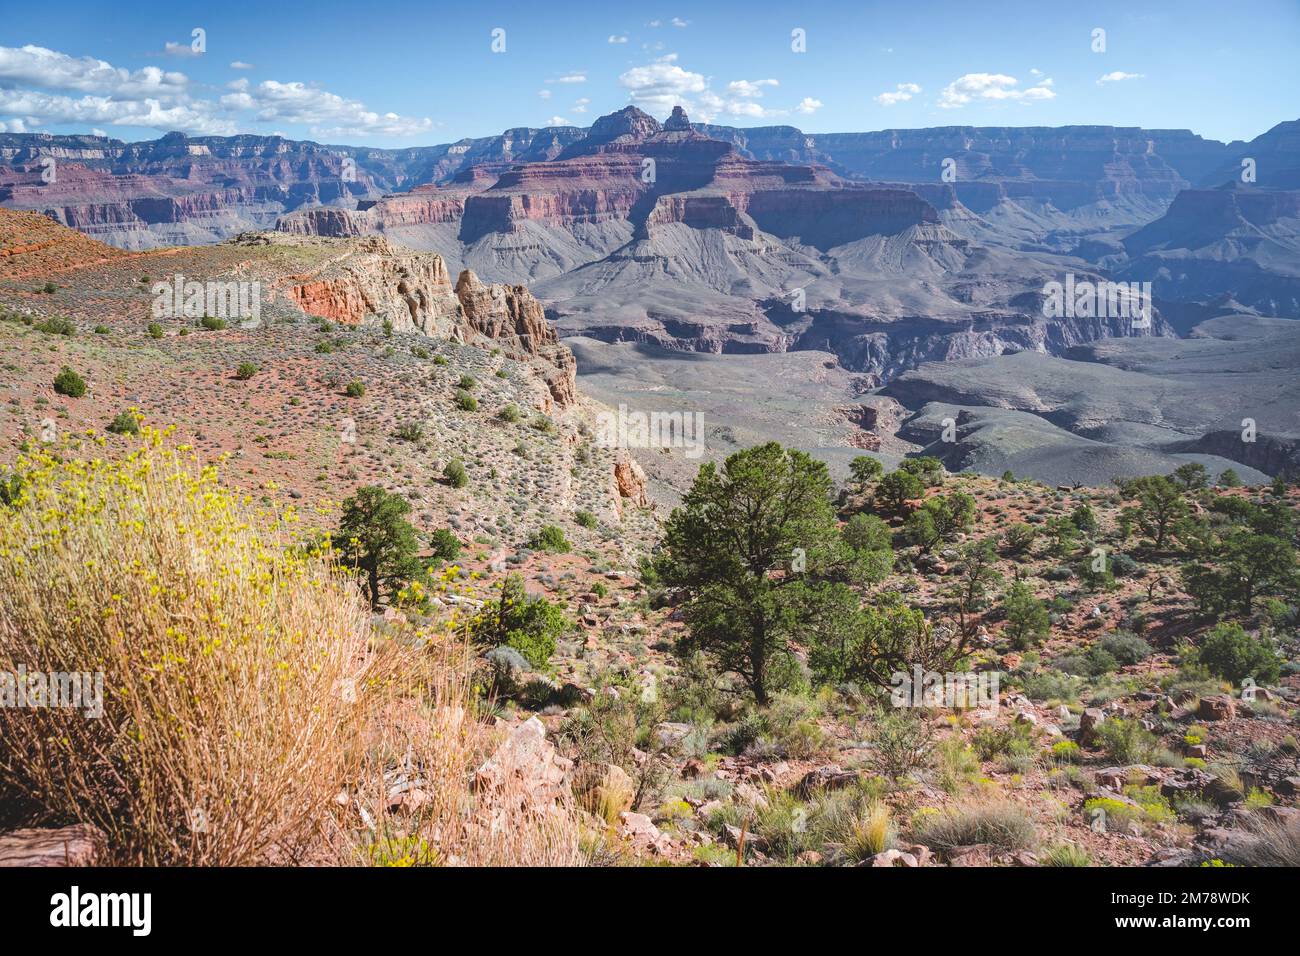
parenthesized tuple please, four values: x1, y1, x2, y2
(474, 716, 572, 812)
(1277, 776, 1300, 796)
(1198, 695, 1236, 721)
(573, 762, 634, 818)
(681, 758, 705, 779)
(722, 823, 768, 853)
(1187, 743, 1208, 759)
(619, 811, 670, 854)
(946, 844, 994, 867)
(653, 721, 692, 750)
(904, 843, 933, 867)
(866, 848, 919, 867)
(613, 452, 650, 508)
(794, 764, 859, 799)
(0, 825, 106, 867)
(796, 850, 823, 866)
(1080, 707, 1106, 744)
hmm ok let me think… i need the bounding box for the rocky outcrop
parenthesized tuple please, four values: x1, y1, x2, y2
(454, 270, 578, 407)
(231, 232, 577, 406)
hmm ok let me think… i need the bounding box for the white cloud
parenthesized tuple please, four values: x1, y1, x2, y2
(727, 79, 778, 98)
(230, 61, 255, 70)
(91, 127, 106, 136)
(547, 115, 573, 126)
(795, 97, 822, 114)
(246, 80, 433, 137)
(0, 88, 237, 135)
(937, 73, 1056, 108)
(0, 118, 31, 132)
(538, 89, 552, 100)
(1097, 71, 1145, 85)
(874, 82, 920, 106)
(573, 97, 590, 113)
(0, 45, 188, 98)
(608, 35, 628, 44)
(548, 72, 586, 84)
(671, 17, 689, 27)
(162, 41, 202, 58)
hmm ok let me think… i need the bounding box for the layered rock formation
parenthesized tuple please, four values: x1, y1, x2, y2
(239, 232, 577, 407)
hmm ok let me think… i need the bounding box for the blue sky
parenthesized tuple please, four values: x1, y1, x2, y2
(1, 0, 1296, 146)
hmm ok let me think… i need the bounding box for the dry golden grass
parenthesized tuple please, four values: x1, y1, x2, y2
(0, 427, 581, 866)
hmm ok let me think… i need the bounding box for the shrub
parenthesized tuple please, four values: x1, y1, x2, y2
(1098, 631, 1152, 666)
(52, 366, 86, 398)
(869, 711, 933, 780)
(913, 801, 1037, 853)
(146, 322, 164, 339)
(443, 458, 468, 488)
(1042, 843, 1092, 866)
(1003, 580, 1050, 649)
(1096, 717, 1159, 764)
(0, 434, 374, 864)
(106, 409, 141, 436)
(497, 404, 522, 423)
(429, 528, 461, 561)
(527, 524, 571, 553)
(433, 354, 448, 366)
(199, 316, 227, 331)
(454, 389, 478, 411)
(344, 380, 366, 398)
(35, 316, 75, 335)
(457, 374, 476, 390)
(1196, 623, 1281, 685)
(471, 574, 570, 668)
(235, 362, 258, 380)
(394, 421, 424, 442)
(333, 485, 426, 607)
(575, 509, 598, 529)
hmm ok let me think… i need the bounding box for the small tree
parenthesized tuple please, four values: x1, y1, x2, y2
(849, 455, 884, 489)
(877, 470, 924, 514)
(658, 442, 853, 704)
(1171, 462, 1209, 491)
(950, 538, 1003, 641)
(1196, 623, 1281, 686)
(443, 458, 468, 488)
(527, 524, 571, 553)
(334, 485, 425, 608)
(53, 366, 86, 398)
(1120, 475, 1188, 549)
(899, 456, 945, 487)
(1002, 580, 1050, 649)
(471, 574, 570, 668)
(1003, 522, 1037, 556)
(429, 528, 461, 561)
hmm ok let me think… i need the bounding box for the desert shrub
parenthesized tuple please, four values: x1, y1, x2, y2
(1003, 523, 1037, 555)
(0, 434, 375, 864)
(106, 409, 141, 435)
(429, 528, 461, 561)
(394, 421, 424, 442)
(36, 316, 75, 335)
(454, 389, 478, 411)
(443, 458, 468, 488)
(869, 710, 933, 780)
(1196, 623, 1281, 685)
(146, 322, 164, 339)
(470, 573, 571, 668)
(235, 361, 258, 380)
(457, 374, 476, 390)
(527, 524, 571, 553)
(1018, 669, 1083, 702)
(575, 509, 598, 529)
(497, 404, 522, 423)
(913, 801, 1037, 852)
(1096, 717, 1159, 764)
(53, 366, 86, 397)
(1097, 630, 1152, 666)
(1220, 817, 1300, 867)
(1002, 580, 1050, 649)
(1041, 843, 1092, 866)
(199, 316, 227, 331)
(344, 380, 366, 398)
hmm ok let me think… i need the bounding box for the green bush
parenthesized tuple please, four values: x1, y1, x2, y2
(235, 362, 258, 380)
(1196, 623, 1280, 685)
(471, 574, 570, 668)
(497, 404, 521, 423)
(429, 528, 461, 561)
(457, 374, 476, 390)
(199, 316, 227, 331)
(35, 316, 75, 336)
(1098, 631, 1152, 667)
(344, 380, 366, 398)
(527, 524, 571, 553)
(1095, 718, 1159, 764)
(443, 458, 468, 488)
(146, 322, 164, 339)
(53, 366, 86, 398)
(106, 410, 141, 436)
(454, 389, 478, 411)
(575, 510, 598, 529)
